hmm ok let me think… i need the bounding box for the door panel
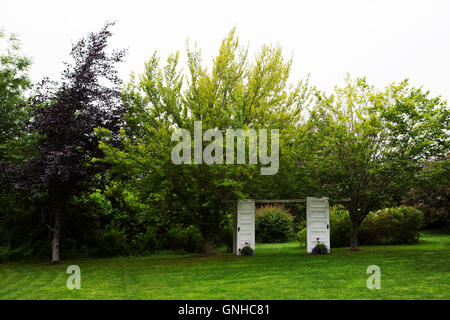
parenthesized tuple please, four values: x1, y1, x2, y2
(306, 197, 330, 253)
(236, 200, 255, 255)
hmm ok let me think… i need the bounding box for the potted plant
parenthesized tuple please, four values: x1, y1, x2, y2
(312, 237, 328, 254)
(239, 241, 254, 256)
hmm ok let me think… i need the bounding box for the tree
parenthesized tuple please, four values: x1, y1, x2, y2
(22, 23, 126, 263)
(0, 30, 36, 255)
(402, 153, 450, 227)
(0, 29, 32, 165)
(98, 29, 312, 254)
(301, 76, 449, 250)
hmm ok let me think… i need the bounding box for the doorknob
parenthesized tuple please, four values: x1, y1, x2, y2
(327, 224, 329, 229)
(238, 227, 240, 232)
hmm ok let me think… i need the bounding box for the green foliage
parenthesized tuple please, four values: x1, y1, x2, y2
(296, 228, 306, 247)
(240, 244, 254, 256)
(98, 29, 312, 254)
(329, 205, 353, 247)
(312, 242, 328, 254)
(219, 229, 234, 252)
(359, 206, 424, 245)
(0, 30, 34, 162)
(299, 75, 449, 249)
(2, 28, 448, 261)
(61, 191, 116, 257)
(96, 228, 130, 258)
(131, 224, 203, 255)
(329, 206, 424, 247)
(217, 214, 234, 251)
(0, 246, 32, 262)
(255, 205, 294, 243)
(133, 226, 159, 255)
(402, 155, 450, 228)
(0, 190, 48, 260)
(71, 192, 113, 217)
(64, 186, 204, 256)
(166, 225, 203, 253)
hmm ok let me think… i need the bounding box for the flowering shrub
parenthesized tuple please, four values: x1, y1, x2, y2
(240, 241, 254, 256)
(311, 237, 328, 254)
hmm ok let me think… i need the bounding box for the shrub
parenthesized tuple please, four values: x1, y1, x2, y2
(240, 243, 254, 256)
(255, 204, 294, 243)
(403, 190, 449, 228)
(96, 228, 130, 257)
(312, 241, 328, 254)
(181, 225, 203, 253)
(214, 213, 234, 252)
(359, 206, 424, 245)
(296, 228, 306, 247)
(402, 156, 450, 228)
(166, 224, 203, 253)
(328, 205, 424, 247)
(133, 226, 159, 255)
(0, 246, 33, 262)
(0, 247, 9, 263)
(217, 223, 233, 252)
(0, 191, 48, 261)
(421, 205, 449, 228)
(329, 205, 352, 248)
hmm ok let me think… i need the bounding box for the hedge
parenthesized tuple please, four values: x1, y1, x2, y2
(298, 205, 424, 248)
(255, 205, 295, 243)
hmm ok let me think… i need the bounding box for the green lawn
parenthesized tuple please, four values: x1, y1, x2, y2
(1, 230, 449, 300)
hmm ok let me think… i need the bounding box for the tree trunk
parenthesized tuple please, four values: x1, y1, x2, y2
(202, 236, 216, 255)
(51, 201, 62, 264)
(350, 220, 360, 251)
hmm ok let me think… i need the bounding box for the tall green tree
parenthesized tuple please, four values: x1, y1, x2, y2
(300, 76, 449, 250)
(98, 29, 312, 253)
(0, 29, 32, 164)
(0, 30, 35, 256)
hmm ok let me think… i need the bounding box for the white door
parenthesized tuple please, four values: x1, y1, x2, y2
(306, 197, 330, 253)
(236, 200, 255, 255)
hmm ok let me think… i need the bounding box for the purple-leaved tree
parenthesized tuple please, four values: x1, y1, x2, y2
(22, 22, 126, 263)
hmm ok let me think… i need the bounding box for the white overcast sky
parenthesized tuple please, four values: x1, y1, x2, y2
(2, 0, 450, 101)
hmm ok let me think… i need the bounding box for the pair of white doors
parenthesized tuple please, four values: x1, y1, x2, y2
(233, 197, 330, 255)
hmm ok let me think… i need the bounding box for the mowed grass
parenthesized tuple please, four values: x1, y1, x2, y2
(0, 230, 449, 300)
